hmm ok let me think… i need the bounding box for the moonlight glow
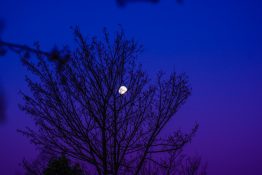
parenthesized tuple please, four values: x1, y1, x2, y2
(118, 86, 127, 95)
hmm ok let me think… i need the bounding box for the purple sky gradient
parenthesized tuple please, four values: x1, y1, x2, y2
(0, 0, 262, 174)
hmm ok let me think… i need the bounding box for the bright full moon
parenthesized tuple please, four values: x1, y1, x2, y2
(118, 86, 128, 95)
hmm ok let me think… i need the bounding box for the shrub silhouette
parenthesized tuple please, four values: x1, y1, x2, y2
(43, 155, 84, 175)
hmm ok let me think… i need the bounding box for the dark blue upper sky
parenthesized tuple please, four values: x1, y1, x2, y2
(0, 0, 262, 174)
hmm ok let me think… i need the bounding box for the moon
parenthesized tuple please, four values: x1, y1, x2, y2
(118, 86, 127, 95)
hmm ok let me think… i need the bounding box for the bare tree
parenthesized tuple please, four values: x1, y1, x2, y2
(16, 28, 202, 175)
(141, 151, 207, 175)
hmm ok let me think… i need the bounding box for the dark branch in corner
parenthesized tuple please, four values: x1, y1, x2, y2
(0, 40, 71, 71)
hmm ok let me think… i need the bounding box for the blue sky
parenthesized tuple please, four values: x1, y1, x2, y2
(0, 0, 262, 174)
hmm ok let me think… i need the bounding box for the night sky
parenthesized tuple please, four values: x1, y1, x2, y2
(0, 0, 262, 174)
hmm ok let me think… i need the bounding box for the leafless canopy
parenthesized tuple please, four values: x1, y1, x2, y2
(19, 28, 202, 175)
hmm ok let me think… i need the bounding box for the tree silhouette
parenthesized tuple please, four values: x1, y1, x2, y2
(23, 154, 86, 175)
(17, 28, 204, 175)
(43, 155, 84, 175)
